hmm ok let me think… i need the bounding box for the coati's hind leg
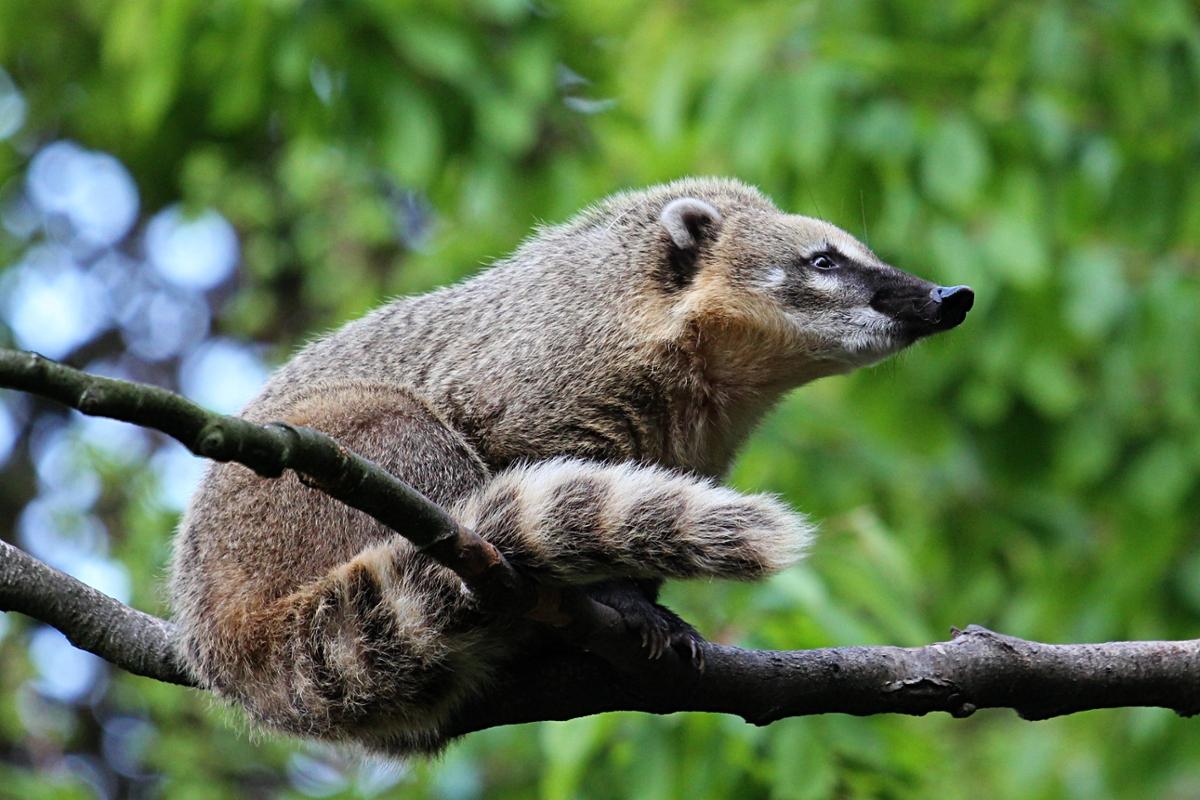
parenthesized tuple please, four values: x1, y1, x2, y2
(228, 542, 507, 748)
(585, 579, 705, 666)
(174, 382, 509, 750)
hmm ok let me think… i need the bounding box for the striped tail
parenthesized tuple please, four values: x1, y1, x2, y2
(451, 457, 812, 584)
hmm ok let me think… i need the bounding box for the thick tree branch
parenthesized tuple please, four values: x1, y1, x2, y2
(445, 628, 1200, 736)
(2, 348, 1199, 734)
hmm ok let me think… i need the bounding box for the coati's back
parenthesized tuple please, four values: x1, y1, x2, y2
(244, 178, 782, 468)
(170, 177, 972, 755)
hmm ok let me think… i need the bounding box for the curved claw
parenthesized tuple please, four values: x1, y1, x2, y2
(651, 630, 666, 660)
(670, 630, 705, 672)
(689, 637, 705, 672)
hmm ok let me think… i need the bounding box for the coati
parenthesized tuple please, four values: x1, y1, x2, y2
(170, 177, 973, 754)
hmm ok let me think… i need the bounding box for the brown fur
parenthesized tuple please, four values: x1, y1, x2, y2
(170, 177, 968, 756)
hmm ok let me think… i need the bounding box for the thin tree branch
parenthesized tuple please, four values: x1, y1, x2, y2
(2, 348, 1199, 735)
(0, 538, 192, 686)
(0, 348, 644, 669)
(0, 350, 519, 594)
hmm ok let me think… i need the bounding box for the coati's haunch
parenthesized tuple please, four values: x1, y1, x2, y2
(171, 178, 974, 754)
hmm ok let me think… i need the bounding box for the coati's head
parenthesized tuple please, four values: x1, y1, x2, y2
(638, 180, 973, 387)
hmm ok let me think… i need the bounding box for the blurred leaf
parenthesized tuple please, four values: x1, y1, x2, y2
(770, 722, 836, 800)
(920, 114, 990, 211)
(982, 215, 1048, 287)
(1062, 245, 1128, 342)
(1, 1, 1200, 796)
(381, 82, 443, 186)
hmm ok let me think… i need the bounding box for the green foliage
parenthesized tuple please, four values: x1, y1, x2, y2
(2, 0, 1200, 797)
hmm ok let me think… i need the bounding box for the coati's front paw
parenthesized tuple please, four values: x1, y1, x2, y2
(640, 603, 705, 670)
(585, 583, 706, 670)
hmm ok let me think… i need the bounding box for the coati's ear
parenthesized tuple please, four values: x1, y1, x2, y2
(660, 198, 723, 251)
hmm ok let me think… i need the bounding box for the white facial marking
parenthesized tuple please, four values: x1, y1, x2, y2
(838, 239, 872, 264)
(806, 272, 840, 294)
(847, 306, 890, 327)
(840, 307, 899, 360)
(760, 266, 787, 289)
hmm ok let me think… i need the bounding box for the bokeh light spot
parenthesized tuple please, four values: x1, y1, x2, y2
(26, 140, 139, 246)
(101, 716, 155, 778)
(2, 244, 109, 359)
(178, 338, 269, 414)
(30, 626, 104, 703)
(150, 441, 208, 512)
(288, 751, 350, 797)
(17, 498, 107, 568)
(145, 205, 239, 290)
(118, 286, 212, 362)
(0, 67, 27, 140)
(0, 399, 17, 467)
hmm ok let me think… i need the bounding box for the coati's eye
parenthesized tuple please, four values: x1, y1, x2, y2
(810, 253, 838, 271)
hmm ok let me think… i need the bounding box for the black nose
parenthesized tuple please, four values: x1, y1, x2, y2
(930, 285, 974, 329)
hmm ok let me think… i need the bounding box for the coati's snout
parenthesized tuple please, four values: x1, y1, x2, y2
(870, 279, 975, 338)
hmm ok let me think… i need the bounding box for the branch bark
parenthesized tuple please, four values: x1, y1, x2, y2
(2, 348, 1198, 736)
(445, 628, 1200, 736)
(0, 538, 192, 686)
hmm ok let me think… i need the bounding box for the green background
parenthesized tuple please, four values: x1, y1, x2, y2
(2, 0, 1200, 797)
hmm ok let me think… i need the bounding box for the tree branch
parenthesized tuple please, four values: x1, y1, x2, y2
(0, 348, 643, 669)
(444, 628, 1200, 736)
(2, 348, 1199, 735)
(0, 538, 192, 686)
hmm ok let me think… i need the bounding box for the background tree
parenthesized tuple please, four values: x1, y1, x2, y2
(1, 1, 1199, 797)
